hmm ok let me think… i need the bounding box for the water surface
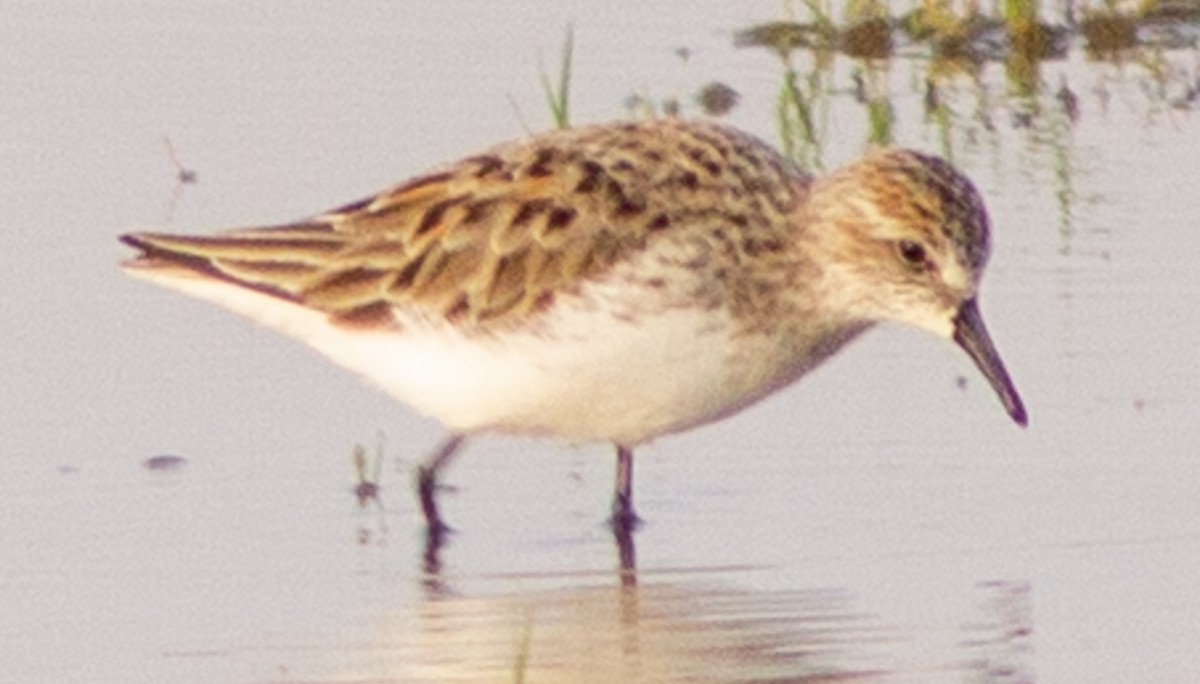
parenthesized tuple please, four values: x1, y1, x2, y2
(3, 2, 1200, 682)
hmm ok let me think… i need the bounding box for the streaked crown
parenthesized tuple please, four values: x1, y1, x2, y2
(799, 148, 996, 337)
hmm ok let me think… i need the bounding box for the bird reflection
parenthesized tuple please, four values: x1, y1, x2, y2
(419, 513, 640, 586)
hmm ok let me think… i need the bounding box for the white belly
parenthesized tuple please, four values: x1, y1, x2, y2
(126, 261, 859, 445)
(357, 306, 745, 443)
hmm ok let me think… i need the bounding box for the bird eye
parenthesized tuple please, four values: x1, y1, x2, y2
(897, 240, 927, 268)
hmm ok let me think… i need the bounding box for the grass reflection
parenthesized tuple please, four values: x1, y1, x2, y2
(732, 0, 1199, 157)
(717, 0, 1199, 250)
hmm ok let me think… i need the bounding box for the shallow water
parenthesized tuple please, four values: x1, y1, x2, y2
(4, 2, 1200, 682)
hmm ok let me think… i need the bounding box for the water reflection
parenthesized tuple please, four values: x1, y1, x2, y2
(376, 576, 1034, 683)
(961, 581, 1034, 683)
(727, 1, 1200, 176)
(418, 503, 639, 587)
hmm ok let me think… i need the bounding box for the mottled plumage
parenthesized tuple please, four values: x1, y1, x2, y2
(121, 117, 1026, 534)
(127, 120, 803, 332)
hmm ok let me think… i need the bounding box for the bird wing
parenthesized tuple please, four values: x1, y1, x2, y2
(120, 126, 693, 331)
(122, 119, 806, 331)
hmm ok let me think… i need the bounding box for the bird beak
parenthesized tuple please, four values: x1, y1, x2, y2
(953, 298, 1028, 427)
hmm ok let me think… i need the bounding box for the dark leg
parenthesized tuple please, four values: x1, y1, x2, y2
(614, 521, 637, 584)
(610, 444, 643, 533)
(417, 434, 466, 539)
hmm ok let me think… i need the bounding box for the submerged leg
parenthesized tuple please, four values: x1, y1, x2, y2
(416, 434, 467, 537)
(610, 444, 643, 533)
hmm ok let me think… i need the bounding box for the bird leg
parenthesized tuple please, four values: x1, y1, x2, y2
(610, 445, 643, 533)
(416, 434, 466, 539)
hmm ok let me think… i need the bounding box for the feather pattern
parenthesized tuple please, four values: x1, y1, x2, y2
(123, 118, 807, 334)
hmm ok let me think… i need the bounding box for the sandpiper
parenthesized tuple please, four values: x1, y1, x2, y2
(121, 117, 1026, 534)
